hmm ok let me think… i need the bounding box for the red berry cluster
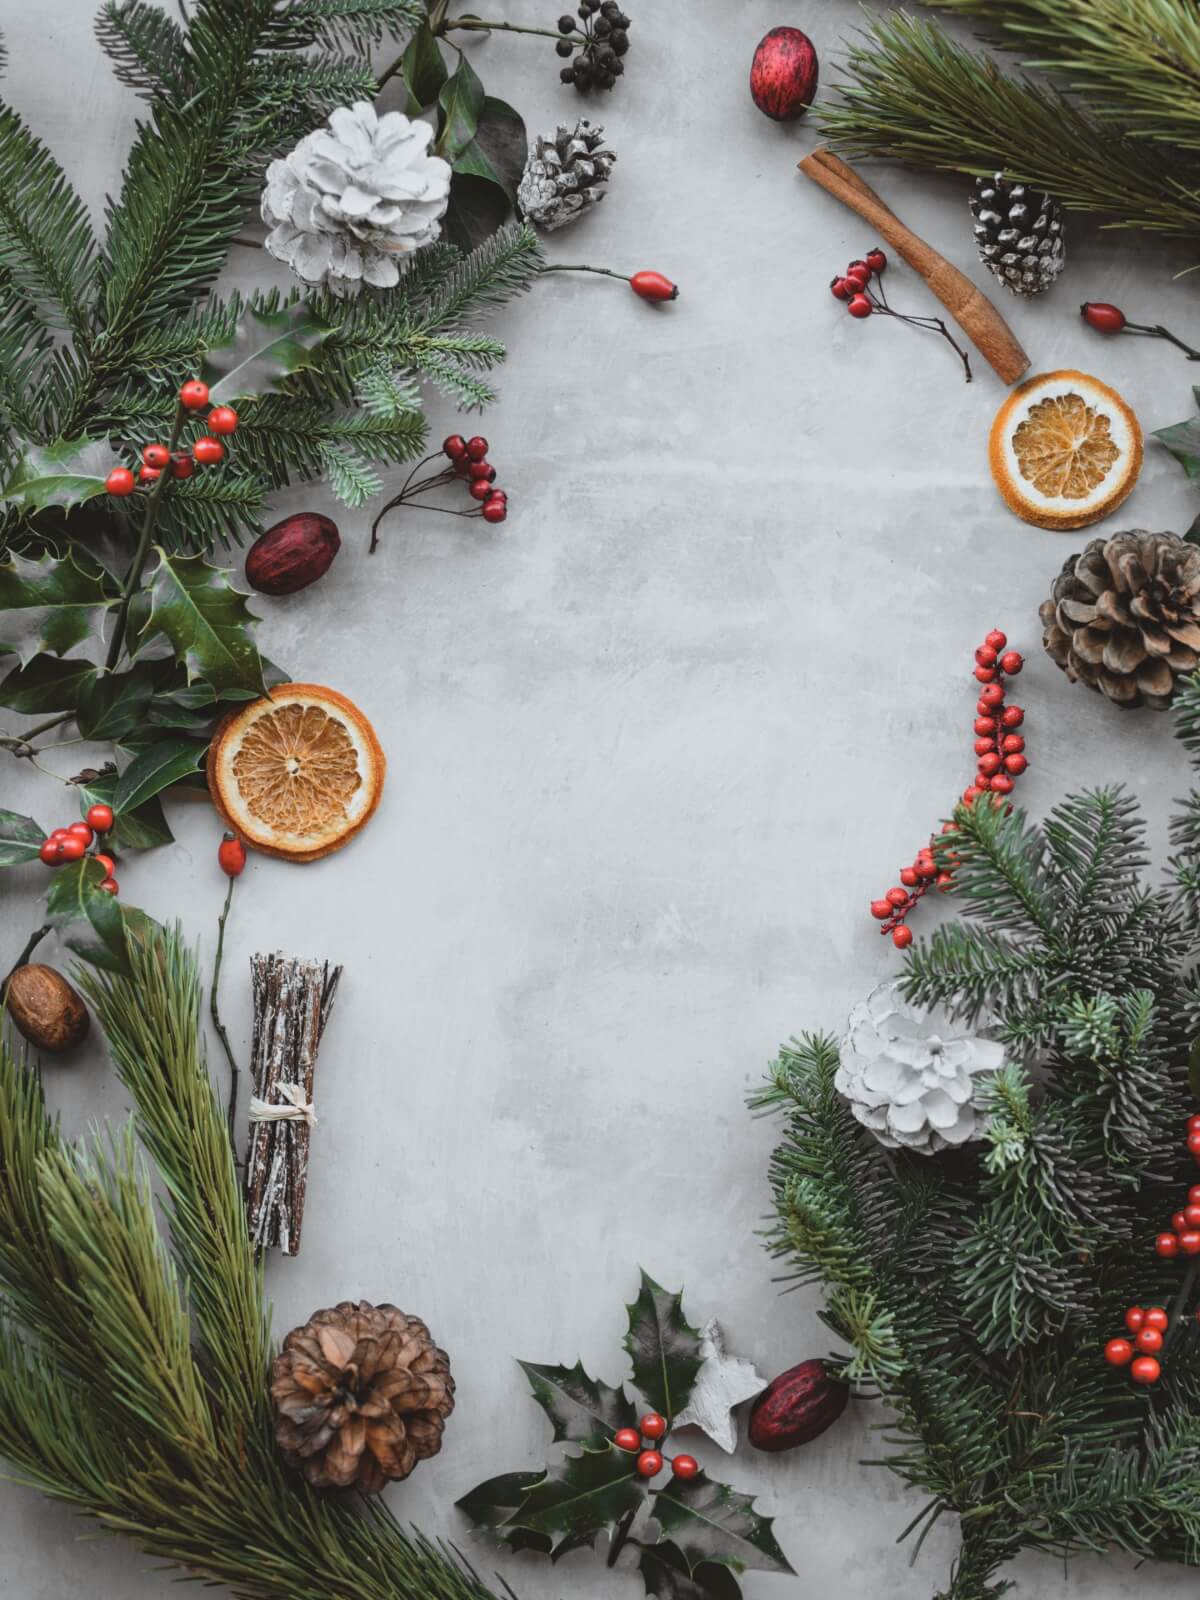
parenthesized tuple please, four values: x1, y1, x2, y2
(868, 630, 1028, 950)
(612, 1412, 699, 1482)
(830, 245, 972, 381)
(1104, 1304, 1168, 1386)
(1151, 1114, 1200, 1261)
(368, 434, 510, 553)
(38, 803, 119, 895)
(104, 380, 238, 496)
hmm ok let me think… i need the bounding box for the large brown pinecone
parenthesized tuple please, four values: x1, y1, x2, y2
(1039, 529, 1200, 709)
(271, 1301, 454, 1492)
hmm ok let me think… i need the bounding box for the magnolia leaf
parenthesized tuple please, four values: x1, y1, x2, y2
(436, 54, 485, 161)
(511, 1445, 642, 1540)
(75, 770, 173, 852)
(624, 1269, 704, 1422)
(2, 436, 109, 510)
(141, 549, 266, 696)
(453, 97, 526, 199)
(650, 1474, 793, 1577)
(636, 1541, 742, 1600)
(0, 550, 114, 664)
(402, 21, 448, 105)
(519, 1359, 637, 1449)
(0, 808, 46, 866)
(1154, 389, 1200, 485)
(203, 302, 333, 404)
(75, 662, 158, 741)
(1189, 1036, 1200, 1101)
(113, 737, 204, 814)
(0, 654, 97, 714)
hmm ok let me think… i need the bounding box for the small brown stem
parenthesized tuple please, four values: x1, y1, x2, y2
(105, 401, 186, 672)
(542, 263, 631, 283)
(2, 924, 52, 994)
(1122, 321, 1200, 360)
(606, 1506, 637, 1568)
(210, 873, 241, 1154)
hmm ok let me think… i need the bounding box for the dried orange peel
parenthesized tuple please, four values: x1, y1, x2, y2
(989, 370, 1142, 531)
(207, 683, 385, 862)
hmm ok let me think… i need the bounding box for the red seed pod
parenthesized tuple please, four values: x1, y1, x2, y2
(975, 646, 998, 669)
(846, 293, 872, 319)
(1001, 734, 1025, 755)
(870, 900, 892, 920)
(974, 717, 997, 737)
(974, 665, 996, 683)
(105, 466, 135, 496)
(1081, 301, 1127, 335)
(1000, 705, 1024, 729)
(613, 1428, 640, 1452)
(1104, 1337, 1133, 1366)
(749, 26, 819, 122)
(218, 832, 246, 877)
(193, 436, 224, 465)
(1131, 1356, 1161, 1385)
(180, 379, 210, 410)
(629, 271, 679, 302)
(143, 442, 170, 469)
(1157, 1232, 1181, 1257)
(207, 405, 239, 435)
(885, 887, 909, 907)
(1143, 1307, 1169, 1331)
(637, 1450, 664, 1477)
(999, 651, 1023, 675)
(985, 629, 1008, 652)
(892, 924, 913, 949)
(830, 277, 851, 301)
(865, 247, 887, 275)
(86, 803, 114, 832)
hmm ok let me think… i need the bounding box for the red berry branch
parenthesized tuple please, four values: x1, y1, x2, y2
(869, 629, 1028, 950)
(831, 246, 972, 382)
(38, 804, 119, 895)
(104, 381, 239, 496)
(541, 264, 679, 300)
(368, 434, 508, 553)
(1080, 301, 1200, 361)
(612, 1414, 699, 1484)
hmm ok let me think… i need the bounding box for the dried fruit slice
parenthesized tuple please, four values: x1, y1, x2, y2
(989, 369, 1142, 530)
(207, 683, 385, 862)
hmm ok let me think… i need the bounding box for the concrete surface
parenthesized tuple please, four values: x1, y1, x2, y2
(3, 4, 1200, 1598)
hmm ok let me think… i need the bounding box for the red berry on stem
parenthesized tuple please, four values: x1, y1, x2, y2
(469, 478, 492, 502)
(1188, 1130, 1200, 1157)
(1004, 753, 1028, 776)
(143, 443, 170, 469)
(1131, 1356, 1161, 1384)
(56, 835, 85, 862)
(892, 924, 913, 950)
(94, 852, 115, 877)
(482, 500, 507, 524)
(443, 435, 468, 460)
(847, 258, 872, 281)
(1081, 302, 1127, 335)
(180, 380, 209, 410)
(639, 1413, 667, 1440)
(962, 787, 980, 806)
(171, 454, 195, 479)
(1135, 1327, 1163, 1354)
(886, 887, 909, 907)
(466, 436, 489, 462)
(899, 867, 920, 888)
(671, 1455, 700, 1480)
(208, 405, 238, 435)
(977, 752, 1001, 778)
(980, 683, 1005, 708)
(991, 773, 1015, 796)
(1124, 1307, 1146, 1332)
(637, 1450, 664, 1477)
(974, 717, 997, 737)
(974, 738, 996, 757)
(87, 803, 114, 831)
(985, 630, 1007, 652)
(469, 461, 497, 482)
(218, 833, 246, 878)
(1143, 1307, 1169, 1331)
(1104, 1337, 1133, 1366)
(67, 821, 94, 843)
(1189, 1182, 1200, 1203)
(870, 899, 892, 920)
(193, 436, 224, 465)
(974, 665, 996, 684)
(614, 1428, 640, 1452)
(1001, 706, 1024, 729)
(1173, 1210, 1188, 1234)
(975, 646, 997, 669)
(865, 247, 887, 274)
(999, 651, 1023, 675)
(1157, 1232, 1181, 1257)
(139, 465, 160, 482)
(1180, 1229, 1200, 1254)
(846, 293, 872, 319)
(38, 838, 61, 866)
(1189, 1113, 1200, 1132)
(1001, 734, 1025, 755)
(629, 270, 679, 302)
(830, 277, 850, 301)
(105, 466, 135, 496)
(99, 877, 119, 896)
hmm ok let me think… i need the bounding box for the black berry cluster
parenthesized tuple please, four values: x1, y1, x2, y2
(557, 1, 631, 92)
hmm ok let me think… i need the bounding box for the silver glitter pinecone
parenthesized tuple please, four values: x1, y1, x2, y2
(970, 173, 1065, 297)
(516, 119, 616, 232)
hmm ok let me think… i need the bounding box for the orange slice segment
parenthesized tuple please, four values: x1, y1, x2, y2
(207, 683, 385, 862)
(989, 370, 1142, 530)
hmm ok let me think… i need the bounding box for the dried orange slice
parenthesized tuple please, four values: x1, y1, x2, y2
(207, 684, 385, 862)
(989, 369, 1142, 530)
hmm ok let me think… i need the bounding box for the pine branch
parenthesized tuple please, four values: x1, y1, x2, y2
(95, 1, 193, 101)
(284, 0, 425, 51)
(416, 222, 546, 330)
(0, 102, 97, 334)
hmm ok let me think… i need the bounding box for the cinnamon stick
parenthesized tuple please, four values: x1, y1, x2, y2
(800, 147, 1030, 386)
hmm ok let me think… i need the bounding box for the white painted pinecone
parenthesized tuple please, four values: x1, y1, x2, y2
(517, 119, 615, 232)
(262, 103, 451, 298)
(835, 982, 1004, 1154)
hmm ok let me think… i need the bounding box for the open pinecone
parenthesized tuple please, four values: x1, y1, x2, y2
(970, 173, 1064, 296)
(271, 1301, 454, 1492)
(1039, 528, 1200, 709)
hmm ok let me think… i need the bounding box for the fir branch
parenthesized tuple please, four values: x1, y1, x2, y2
(285, 0, 425, 51)
(416, 222, 546, 329)
(0, 103, 97, 335)
(95, 1, 193, 101)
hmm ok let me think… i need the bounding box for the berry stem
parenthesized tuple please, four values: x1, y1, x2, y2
(1, 923, 51, 996)
(444, 16, 580, 40)
(541, 263, 631, 284)
(606, 1507, 637, 1568)
(105, 401, 186, 671)
(210, 871, 241, 1156)
(1122, 321, 1200, 359)
(867, 288, 972, 382)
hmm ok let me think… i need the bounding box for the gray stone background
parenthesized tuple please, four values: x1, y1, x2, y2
(2, 2, 1200, 1596)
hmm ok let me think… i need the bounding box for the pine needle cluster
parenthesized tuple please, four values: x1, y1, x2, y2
(758, 672, 1200, 1600)
(820, 1, 1200, 243)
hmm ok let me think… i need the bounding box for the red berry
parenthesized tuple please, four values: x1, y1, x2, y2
(1001, 734, 1025, 755)
(1157, 1232, 1181, 1257)
(914, 856, 936, 880)
(67, 821, 94, 844)
(846, 293, 872, 319)
(639, 1413, 668, 1440)
(1188, 1130, 1200, 1157)
(637, 1450, 664, 1477)
(886, 887, 909, 907)
(629, 271, 679, 302)
(1143, 1307, 1169, 1332)
(935, 871, 953, 891)
(1081, 301, 1126, 335)
(990, 774, 1015, 796)
(105, 466, 135, 496)
(179, 380, 209, 410)
(974, 739, 996, 757)
(465, 436, 489, 462)
(974, 717, 997, 737)
(1179, 1200, 1200, 1227)
(977, 752, 1001, 778)
(1135, 1327, 1163, 1354)
(962, 787, 980, 806)
(1189, 1114, 1200, 1132)
(171, 454, 195, 479)
(899, 867, 920, 887)
(193, 436, 224, 465)
(143, 443, 170, 468)
(980, 683, 1005, 708)
(1004, 753, 1028, 776)
(614, 1428, 640, 1452)
(469, 461, 497, 482)
(1125, 1307, 1146, 1332)
(843, 269, 870, 293)
(830, 277, 851, 301)
(94, 852, 115, 877)
(1173, 1210, 1188, 1234)
(1000, 705, 1024, 729)
(671, 1455, 700, 1479)
(218, 833, 246, 878)
(1104, 1337, 1133, 1366)
(865, 247, 887, 274)
(999, 651, 1023, 675)
(1131, 1356, 1161, 1384)
(57, 835, 86, 862)
(468, 479, 492, 501)
(86, 803, 114, 832)
(974, 665, 996, 683)
(870, 899, 892, 920)
(892, 924, 913, 950)
(1189, 1183, 1200, 1203)
(975, 646, 997, 669)
(99, 877, 119, 896)
(1179, 1230, 1200, 1254)
(975, 774, 992, 792)
(985, 629, 1007, 652)
(207, 405, 238, 435)
(443, 435, 468, 460)
(482, 500, 508, 524)
(139, 465, 161, 482)
(38, 838, 61, 866)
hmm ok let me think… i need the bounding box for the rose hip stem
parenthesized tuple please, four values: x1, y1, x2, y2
(1115, 322, 1200, 359)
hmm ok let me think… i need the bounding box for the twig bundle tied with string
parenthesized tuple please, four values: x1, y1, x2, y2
(245, 952, 342, 1255)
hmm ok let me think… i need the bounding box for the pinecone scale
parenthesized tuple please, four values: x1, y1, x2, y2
(970, 173, 1065, 297)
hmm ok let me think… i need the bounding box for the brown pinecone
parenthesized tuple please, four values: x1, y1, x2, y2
(1039, 529, 1200, 709)
(271, 1300, 454, 1492)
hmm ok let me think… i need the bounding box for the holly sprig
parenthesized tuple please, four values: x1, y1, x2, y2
(457, 1270, 793, 1600)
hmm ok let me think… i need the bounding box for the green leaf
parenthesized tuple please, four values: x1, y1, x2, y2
(436, 54, 485, 161)
(75, 769, 173, 852)
(0, 550, 114, 664)
(203, 301, 333, 404)
(66, 895, 159, 978)
(453, 98, 526, 199)
(456, 1471, 552, 1553)
(623, 1269, 704, 1422)
(0, 808, 45, 866)
(113, 737, 204, 814)
(636, 1541, 742, 1600)
(141, 549, 266, 696)
(1154, 390, 1200, 485)
(650, 1474, 793, 1578)
(75, 662, 158, 740)
(512, 1445, 643, 1540)
(1, 436, 110, 510)
(402, 21, 448, 105)
(519, 1359, 637, 1449)
(1188, 1035, 1200, 1101)
(45, 855, 108, 924)
(0, 654, 97, 714)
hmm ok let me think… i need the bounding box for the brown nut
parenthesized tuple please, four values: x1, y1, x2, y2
(244, 513, 340, 596)
(5, 964, 90, 1053)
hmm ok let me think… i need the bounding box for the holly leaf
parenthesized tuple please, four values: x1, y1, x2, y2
(637, 1541, 742, 1600)
(436, 54, 485, 161)
(75, 769, 173, 852)
(1154, 390, 1200, 484)
(75, 662, 158, 741)
(456, 1471, 553, 1554)
(0, 550, 114, 664)
(401, 21, 448, 105)
(1, 436, 109, 510)
(511, 1445, 642, 1540)
(203, 302, 333, 404)
(0, 654, 97, 714)
(650, 1474, 793, 1578)
(519, 1359, 637, 1449)
(0, 808, 46, 866)
(141, 549, 266, 696)
(112, 737, 204, 814)
(624, 1269, 704, 1422)
(67, 896, 160, 978)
